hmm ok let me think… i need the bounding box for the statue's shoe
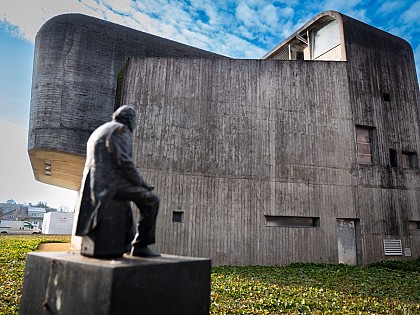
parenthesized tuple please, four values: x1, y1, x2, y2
(131, 246, 161, 257)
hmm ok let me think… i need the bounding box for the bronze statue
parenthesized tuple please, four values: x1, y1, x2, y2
(75, 105, 160, 258)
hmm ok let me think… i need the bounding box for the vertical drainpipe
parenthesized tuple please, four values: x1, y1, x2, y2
(288, 44, 292, 60)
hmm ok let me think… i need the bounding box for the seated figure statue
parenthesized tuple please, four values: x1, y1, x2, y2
(75, 105, 160, 258)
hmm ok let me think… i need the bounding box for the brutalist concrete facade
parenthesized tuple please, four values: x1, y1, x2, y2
(28, 13, 222, 190)
(29, 11, 420, 265)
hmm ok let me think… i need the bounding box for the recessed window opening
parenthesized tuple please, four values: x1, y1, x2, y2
(389, 149, 397, 167)
(172, 211, 184, 223)
(401, 152, 418, 169)
(311, 19, 340, 60)
(383, 93, 391, 102)
(265, 215, 320, 228)
(356, 126, 376, 165)
(296, 51, 304, 60)
(45, 160, 52, 176)
(409, 221, 420, 230)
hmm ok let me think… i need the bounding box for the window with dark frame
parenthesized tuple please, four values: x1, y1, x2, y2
(296, 51, 304, 60)
(409, 221, 420, 230)
(401, 152, 418, 169)
(172, 211, 184, 223)
(383, 93, 391, 102)
(265, 215, 320, 228)
(389, 149, 397, 167)
(356, 126, 375, 165)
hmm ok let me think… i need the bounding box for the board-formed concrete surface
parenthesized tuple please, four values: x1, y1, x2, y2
(20, 252, 211, 315)
(29, 11, 420, 266)
(28, 13, 224, 190)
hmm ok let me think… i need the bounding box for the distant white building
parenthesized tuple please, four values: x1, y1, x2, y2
(28, 206, 46, 219)
(42, 212, 74, 234)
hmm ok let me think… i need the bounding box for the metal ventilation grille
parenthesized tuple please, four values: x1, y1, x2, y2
(272, 48, 289, 60)
(383, 239, 402, 256)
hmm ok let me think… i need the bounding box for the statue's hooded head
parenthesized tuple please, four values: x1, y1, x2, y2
(112, 105, 137, 131)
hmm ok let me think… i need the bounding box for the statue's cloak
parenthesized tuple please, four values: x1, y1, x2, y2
(75, 108, 146, 236)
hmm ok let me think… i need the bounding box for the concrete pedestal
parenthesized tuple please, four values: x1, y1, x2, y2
(19, 252, 211, 315)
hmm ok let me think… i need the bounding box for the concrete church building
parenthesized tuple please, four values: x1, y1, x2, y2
(29, 11, 420, 266)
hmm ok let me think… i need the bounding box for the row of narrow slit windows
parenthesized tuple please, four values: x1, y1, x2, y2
(171, 212, 322, 227)
(356, 125, 418, 169)
(172, 213, 420, 231)
(172, 213, 322, 227)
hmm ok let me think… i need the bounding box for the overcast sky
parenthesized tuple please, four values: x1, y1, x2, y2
(0, 0, 419, 210)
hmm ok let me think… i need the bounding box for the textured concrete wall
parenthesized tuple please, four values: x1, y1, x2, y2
(259, 11, 420, 265)
(341, 15, 420, 263)
(122, 55, 420, 265)
(120, 58, 358, 265)
(28, 14, 223, 189)
(29, 14, 222, 156)
(29, 12, 420, 265)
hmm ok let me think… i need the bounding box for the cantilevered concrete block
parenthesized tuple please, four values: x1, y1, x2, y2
(20, 252, 211, 315)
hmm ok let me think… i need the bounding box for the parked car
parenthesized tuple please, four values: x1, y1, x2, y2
(0, 220, 42, 234)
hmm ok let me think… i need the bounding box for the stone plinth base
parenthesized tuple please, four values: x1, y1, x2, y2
(19, 252, 211, 315)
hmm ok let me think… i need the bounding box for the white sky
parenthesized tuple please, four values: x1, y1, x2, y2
(0, 119, 77, 210)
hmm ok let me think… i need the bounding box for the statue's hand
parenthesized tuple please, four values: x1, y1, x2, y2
(143, 182, 154, 191)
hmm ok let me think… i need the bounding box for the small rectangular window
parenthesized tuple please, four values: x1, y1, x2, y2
(172, 211, 184, 223)
(383, 93, 391, 102)
(401, 152, 418, 169)
(265, 215, 320, 228)
(409, 221, 420, 230)
(389, 149, 397, 167)
(296, 51, 304, 60)
(356, 126, 376, 165)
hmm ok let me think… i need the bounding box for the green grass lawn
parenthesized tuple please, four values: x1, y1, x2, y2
(1, 235, 419, 314)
